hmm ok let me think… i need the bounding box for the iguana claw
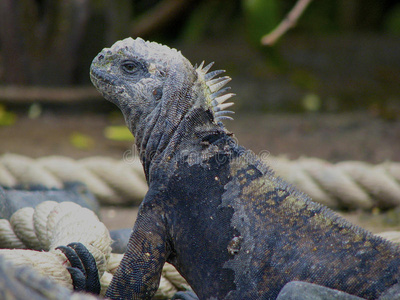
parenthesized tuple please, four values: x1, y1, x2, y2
(56, 242, 101, 295)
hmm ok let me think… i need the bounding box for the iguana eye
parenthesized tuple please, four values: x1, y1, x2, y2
(121, 61, 140, 74)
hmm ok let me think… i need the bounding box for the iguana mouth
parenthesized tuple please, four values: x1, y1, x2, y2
(90, 67, 127, 109)
(90, 68, 122, 87)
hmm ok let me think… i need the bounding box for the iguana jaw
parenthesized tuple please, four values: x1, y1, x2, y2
(90, 67, 125, 107)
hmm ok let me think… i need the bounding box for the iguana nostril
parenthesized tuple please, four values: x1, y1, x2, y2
(98, 54, 104, 61)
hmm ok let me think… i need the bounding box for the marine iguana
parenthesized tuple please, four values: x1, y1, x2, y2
(87, 37, 400, 299)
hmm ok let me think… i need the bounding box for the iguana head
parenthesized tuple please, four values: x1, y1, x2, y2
(90, 37, 184, 132)
(90, 37, 234, 161)
(91, 37, 234, 127)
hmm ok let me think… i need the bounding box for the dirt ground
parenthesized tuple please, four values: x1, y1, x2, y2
(1, 110, 400, 233)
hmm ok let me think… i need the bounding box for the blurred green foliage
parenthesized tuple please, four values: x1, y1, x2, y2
(0, 0, 398, 113)
(1, 0, 399, 86)
(384, 3, 400, 35)
(181, 1, 231, 42)
(69, 132, 95, 150)
(104, 126, 134, 142)
(0, 105, 16, 126)
(242, 0, 281, 44)
(302, 93, 321, 112)
(290, 70, 319, 91)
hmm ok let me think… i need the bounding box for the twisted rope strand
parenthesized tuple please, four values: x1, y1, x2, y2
(0, 201, 112, 293)
(1, 154, 400, 209)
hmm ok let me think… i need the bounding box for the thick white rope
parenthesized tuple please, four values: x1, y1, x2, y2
(268, 157, 400, 209)
(0, 202, 190, 298)
(0, 154, 147, 206)
(2, 200, 400, 298)
(0, 201, 112, 292)
(1, 154, 400, 209)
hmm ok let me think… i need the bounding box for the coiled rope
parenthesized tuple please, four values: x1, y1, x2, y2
(0, 201, 190, 298)
(268, 157, 400, 209)
(1, 202, 400, 298)
(1, 154, 400, 209)
(0, 154, 148, 206)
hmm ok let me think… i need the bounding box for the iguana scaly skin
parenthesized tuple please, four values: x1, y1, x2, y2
(90, 37, 400, 300)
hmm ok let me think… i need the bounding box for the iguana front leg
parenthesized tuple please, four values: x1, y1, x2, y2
(106, 198, 169, 299)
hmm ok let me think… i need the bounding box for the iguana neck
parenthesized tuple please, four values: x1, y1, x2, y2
(128, 65, 221, 182)
(134, 103, 229, 183)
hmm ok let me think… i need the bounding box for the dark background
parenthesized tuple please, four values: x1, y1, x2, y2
(1, 0, 400, 230)
(0, 0, 399, 162)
